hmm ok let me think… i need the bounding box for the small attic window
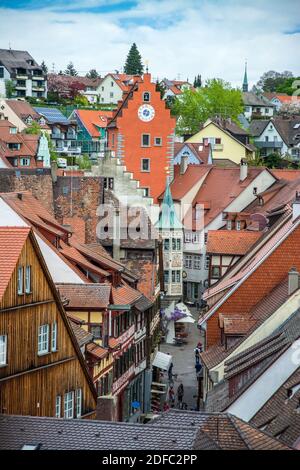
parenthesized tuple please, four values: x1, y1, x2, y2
(287, 383, 300, 399)
(21, 443, 41, 450)
(143, 92, 150, 102)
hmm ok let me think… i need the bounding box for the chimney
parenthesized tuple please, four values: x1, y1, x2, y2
(240, 159, 248, 182)
(288, 267, 299, 295)
(293, 191, 300, 222)
(180, 155, 189, 175)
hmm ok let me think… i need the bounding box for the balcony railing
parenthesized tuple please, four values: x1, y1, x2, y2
(55, 146, 81, 154)
(32, 75, 45, 80)
(213, 143, 224, 151)
(255, 141, 283, 149)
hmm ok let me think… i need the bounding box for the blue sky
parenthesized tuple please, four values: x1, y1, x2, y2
(0, 0, 299, 85)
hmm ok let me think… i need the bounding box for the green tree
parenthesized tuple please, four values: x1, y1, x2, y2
(5, 79, 15, 98)
(193, 74, 202, 88)
(155, 79, 166, 99)
(77, 154, 91, 170)
(65, 62, 78, 76)
(41, 61, 48, 74)
(172, 79, 243, 136)
(86, 69, 99, 79)
(276, 76, 300, 96)
(256, 70, 293, 92)
(74, 94, 89, 106)
(124, 43, 144, 75)
(24, 121, 41, 135)
(45, 133, 57, 161)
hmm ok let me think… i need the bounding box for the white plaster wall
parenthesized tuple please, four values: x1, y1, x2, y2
(98, 76, 123, 104)
(0, 99, 27, 131)
(0, 66, 10, 97)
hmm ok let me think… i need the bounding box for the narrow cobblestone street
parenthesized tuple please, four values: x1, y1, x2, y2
(159, 307, 204, 410)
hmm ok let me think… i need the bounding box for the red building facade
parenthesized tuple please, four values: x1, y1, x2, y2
(107, 73, 176, 202)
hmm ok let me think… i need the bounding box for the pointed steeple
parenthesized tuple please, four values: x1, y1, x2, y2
(157, 180, 183, 230)
(243, 61, 248, 92)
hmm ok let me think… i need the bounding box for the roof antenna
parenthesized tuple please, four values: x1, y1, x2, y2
(8, 42, 12, 51)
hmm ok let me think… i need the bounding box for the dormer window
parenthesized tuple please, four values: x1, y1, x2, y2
(9, 127, 17, 134)
(26, 116, 33, 125)
(39, 118, 45, 126)
(227, 220, 232, 230)
(143, 92, 150, 102)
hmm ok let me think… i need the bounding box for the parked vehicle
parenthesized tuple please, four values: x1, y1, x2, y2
(57, 157, 67, 168)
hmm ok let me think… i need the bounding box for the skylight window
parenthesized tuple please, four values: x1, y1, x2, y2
(21, 444, 41, 450)
(293, 123, 300, 129)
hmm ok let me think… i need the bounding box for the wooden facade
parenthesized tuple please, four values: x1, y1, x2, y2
(0, 230, 97, 418)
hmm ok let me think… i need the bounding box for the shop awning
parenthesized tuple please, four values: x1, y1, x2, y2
(176, 302, 193, 317)
(152, 351, 172, 371)
(176, 316, 195, 324)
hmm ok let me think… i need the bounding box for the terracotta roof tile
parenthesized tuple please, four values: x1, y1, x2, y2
(0, 226, 30, 301)
(111, 281, 142, 306)
(86, 342, 108, 360)
(206, 230, 262, 255)
(57, 283, 111, 309)
(75, 109, 113, 138)
(69, 319, 93, 347)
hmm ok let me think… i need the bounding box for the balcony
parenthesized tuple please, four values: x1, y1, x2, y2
(16, 74, 28, 80)
(32, 75, 45, 80)
(55, 146, 81, 154)
(32, 85, 45, 91)
(255, 141, 283, 149)
(213, 143, 224, 151)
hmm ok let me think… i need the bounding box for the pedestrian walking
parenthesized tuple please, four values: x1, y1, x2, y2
(168, 386, 175, 408)
(194, 347, 200, 364)
(177, 383, 184, 409)
(168, 361, 174, 382)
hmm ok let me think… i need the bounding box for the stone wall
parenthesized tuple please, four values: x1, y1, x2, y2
(53, 175, 104, 244)
(0, 168, 54, 214)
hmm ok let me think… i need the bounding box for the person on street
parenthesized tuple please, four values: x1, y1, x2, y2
(168, 361, 174, 382)
(177, 383, 184, 409)
(168, 386, 175, 407)
(163, 401, 170, 412)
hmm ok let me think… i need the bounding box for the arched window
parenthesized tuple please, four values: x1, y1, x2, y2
(143, 92, 150, 102)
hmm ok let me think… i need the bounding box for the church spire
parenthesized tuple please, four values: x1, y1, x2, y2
(243, 60, 248, 92)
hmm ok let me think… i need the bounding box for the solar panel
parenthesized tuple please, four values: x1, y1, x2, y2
(34, 107, 70, 125)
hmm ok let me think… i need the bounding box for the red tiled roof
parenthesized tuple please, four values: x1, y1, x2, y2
(270, 170, 300, 181)
(122, 259, 157, 300)
(277, 95, 300, 104)
(111, 281, 142, 306)
(86, 342, 108, 360)
(62, 216, 86, 244)
(174, 142, 212, 165)
(109, 337, 120, 349)
(0, 227, 30, 301)
(206, 230, 262, 255)
(57, 283, 111, 309)
(164, 165, 211, 200)
(75, 109, 113, 137)
(59, 241, 110, 278)
(222, 315, 257, 335)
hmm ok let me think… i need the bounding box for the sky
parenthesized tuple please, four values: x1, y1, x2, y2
(0, 0, 300, 87)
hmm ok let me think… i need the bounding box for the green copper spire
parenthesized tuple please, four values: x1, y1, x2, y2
(157, 180, 183, 230)
(243, 61, 248, 92)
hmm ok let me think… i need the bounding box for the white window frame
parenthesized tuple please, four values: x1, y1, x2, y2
(76, 388, 82, 418)
(51, 322, 57, 352)
(154, 137, 162, 146)
(236, 221, 241, 231)
(25, 265, 31, 294)
(17, 266, 23, 295)
(20, 158, 30, 167)
(205, 256, 210, 270)
(193, 255, 201, 270)
(64, 391, 74, 419)
(185, 254, 192, 269)
(141, 158, 150, 172)
(143, 91, 150, 102)
(55, 395, 61, 418)
(38, 324, 49, 355)
(141, 134, 150, 147)
(0, 335, 7, 366)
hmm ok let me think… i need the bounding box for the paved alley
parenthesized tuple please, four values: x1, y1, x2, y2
(159, 307, 204, 411)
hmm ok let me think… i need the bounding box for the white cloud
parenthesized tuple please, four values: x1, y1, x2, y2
(0, 0, 299, 86)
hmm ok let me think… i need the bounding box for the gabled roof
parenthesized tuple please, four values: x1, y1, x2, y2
(242, 92, 274, 107)
(201, 212, 299, 317)
(205, 309, 300, 419)
(0, 49, 43, 74)
(201, 278, 291, 370)
(111, 280, 142, 306)
(0, 226, 30, 301)
(195, 119, 255, 152)
(69, 319, 94, 347)
(74, 109, 113, 138)
(206, 230, 262, 255)
(5, 99, 41, 121)
(173, 142, 212, 165)
(159, 165, 210, 201)
(57, 283, 111, 309)
(34, 107, 70, 126)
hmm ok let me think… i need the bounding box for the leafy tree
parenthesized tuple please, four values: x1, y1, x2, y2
(86, 69, 99, 79)
(172, 79, 243, 136)
(155, 79, 166, 99)
(45, 133, 57, 161)
(256, 70, 293, 92)
(65, 62, 78, 76)
(41, 61, 48, 74)
(193, 74, 202, 88)
(124, 43, 144, 75)
(24, 121, 41, 135)
(77, 154, 91, 170)
(74, 93, 89, 106)
(5, 79, 15, 98)
(276, 76, 300, 96)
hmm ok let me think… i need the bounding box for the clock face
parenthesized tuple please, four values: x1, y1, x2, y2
(138, 104, 155, 122)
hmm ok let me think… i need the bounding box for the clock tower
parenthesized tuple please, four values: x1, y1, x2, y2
(106, 73, 176, 202)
